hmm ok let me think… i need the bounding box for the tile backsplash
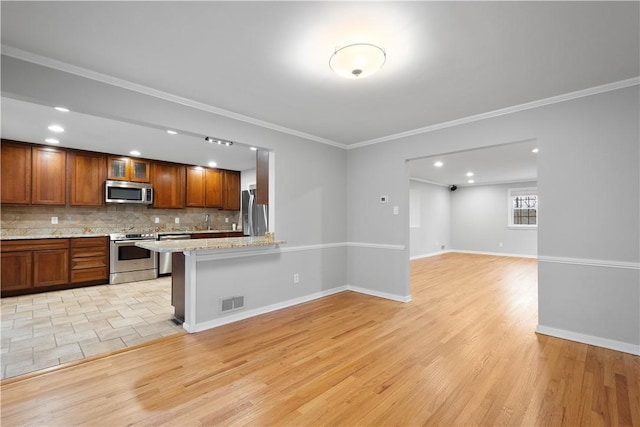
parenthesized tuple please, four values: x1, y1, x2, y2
(1, 205, 241, 238)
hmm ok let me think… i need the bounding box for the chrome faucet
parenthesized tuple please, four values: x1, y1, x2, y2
(204, 214, 211, 230)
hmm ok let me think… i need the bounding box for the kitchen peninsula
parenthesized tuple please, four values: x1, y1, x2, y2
(136, 236, 285, 333)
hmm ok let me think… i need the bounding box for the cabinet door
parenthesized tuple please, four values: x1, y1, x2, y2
(32, 146, 66, 205)
(107, 156, 129, 181)
(33, 249, 69, 287)
(131, 159, 150, 183)
(185, 166, 206, 207)
(69, 151, 106, 206)
(152, 162, 185, 209)
(0, 251, 33, 291)
(222, 170, 241, 211)
(205, 168, 223, 208)
(1, 141, 31, 204)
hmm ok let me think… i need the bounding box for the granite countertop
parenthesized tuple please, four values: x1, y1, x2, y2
(0, 228, 244, 240)
(135, 236, 285, 253)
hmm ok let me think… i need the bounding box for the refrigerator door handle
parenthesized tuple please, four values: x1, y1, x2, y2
(248, 192, 255, 236)
(261, 205, 268, 235)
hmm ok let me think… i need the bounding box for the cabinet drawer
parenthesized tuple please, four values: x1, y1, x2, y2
(71, 256, 108, 270)
(71, 247, 108, 259)
(2, 239, 69, 252)
(71, 267, 108, 284)
(71, 237, 108, 248)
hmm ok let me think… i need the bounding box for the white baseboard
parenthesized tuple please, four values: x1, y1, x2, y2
(452, 249, 537, 259)
(346, 285, 412, 303)
(187, 286, 348, 333)
(536, 325, 640, 355)
(184, 284, 411, 334)
(410, 250, 452, 260)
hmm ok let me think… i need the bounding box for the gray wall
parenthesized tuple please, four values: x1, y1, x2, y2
(409, 180, 451, 258)
(2, 57, 350, 322)
(4, 56, 639, 352)
(450, 181, 537, 256)
(347, 86, 639, 351)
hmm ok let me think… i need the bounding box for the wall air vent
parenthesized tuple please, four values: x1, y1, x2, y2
(220, 296, 245, 313)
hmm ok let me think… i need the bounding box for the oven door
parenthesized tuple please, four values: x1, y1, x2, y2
(110, 239, 157, 274)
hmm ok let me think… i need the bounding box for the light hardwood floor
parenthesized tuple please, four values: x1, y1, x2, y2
(1, 253, 638, 426)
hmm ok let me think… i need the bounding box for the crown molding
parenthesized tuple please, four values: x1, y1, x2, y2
(346, 77, 640, 150)
(4, 45, 637, 153)
(1, 45, 348, 150)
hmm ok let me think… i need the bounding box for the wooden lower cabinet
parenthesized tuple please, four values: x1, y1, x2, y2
(33, 249, 69, 287)
(70, 237, 109, 284)
(191, 231, 245, 239)
(0, 251, 33, 291)
(1, 237, 109, 296)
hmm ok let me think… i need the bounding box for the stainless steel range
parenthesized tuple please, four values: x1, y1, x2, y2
(109, 232, 158, 284)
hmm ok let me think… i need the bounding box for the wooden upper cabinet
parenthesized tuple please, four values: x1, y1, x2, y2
(69, 151, 106, 207)
(1, 140, 32, 204)
(205, 168, 223, 208)
(152, 162, 185, 209)
(107, 156, 150, 182)
(32, 146, 66, 205)
(222, 170, 241, 211)
(185, 166, 206, 207)
(256, 149, 269, 205)
(186, 167, 223, 208)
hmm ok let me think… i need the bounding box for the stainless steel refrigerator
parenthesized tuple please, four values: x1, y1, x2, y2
(242, 189, 268, 236)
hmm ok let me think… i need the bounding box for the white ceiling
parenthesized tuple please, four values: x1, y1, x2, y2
(0, 97, 258, 171)
(408, 140, 538, 187)
(1, 2, 638, 181)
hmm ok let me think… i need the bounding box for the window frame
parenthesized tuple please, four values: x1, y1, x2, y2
(507, 187, 538, 229)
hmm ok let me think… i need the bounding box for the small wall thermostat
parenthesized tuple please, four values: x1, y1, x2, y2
(380, 195, 388, 203)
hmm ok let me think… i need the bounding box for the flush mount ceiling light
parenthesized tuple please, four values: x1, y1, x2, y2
(329, 43, 386, 79)
(434, 161, 444, 168)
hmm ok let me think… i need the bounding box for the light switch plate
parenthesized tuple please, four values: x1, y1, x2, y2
(393, 206, 399, 215)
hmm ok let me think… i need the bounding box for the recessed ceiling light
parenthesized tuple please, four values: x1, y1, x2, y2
(434, 161, 443, 168)
(130, 150, 141, 156)
(166, 130, 177, 135)
(45, 138, 59, 144)
(54, 107, 69, 113)
(48, 125, 64, 133)
(468, 179, 475, 184)
(466, 172, 474, 177)
(532, 148, 539, 153)
(250, 147, 258, 151)
(208, 161, 217, 167)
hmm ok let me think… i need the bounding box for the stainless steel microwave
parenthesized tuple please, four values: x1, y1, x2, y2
(105, 180, 153, 204)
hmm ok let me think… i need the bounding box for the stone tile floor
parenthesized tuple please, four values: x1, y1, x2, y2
(1, 277, 183, 380)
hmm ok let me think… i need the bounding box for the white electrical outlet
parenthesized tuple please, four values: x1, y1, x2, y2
(393, 206, 399, 215)
(293, 273, 300, 283)
(175, 217, 180, 224)
(51, 216, 58, 224)
(155, 217, 160, 224)
(225, 217, 229, 223)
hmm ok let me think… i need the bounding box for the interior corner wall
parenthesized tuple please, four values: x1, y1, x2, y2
(450, 181, 538, 257)
(409, 180, 451, 259)
(347, 85, 639, 353)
